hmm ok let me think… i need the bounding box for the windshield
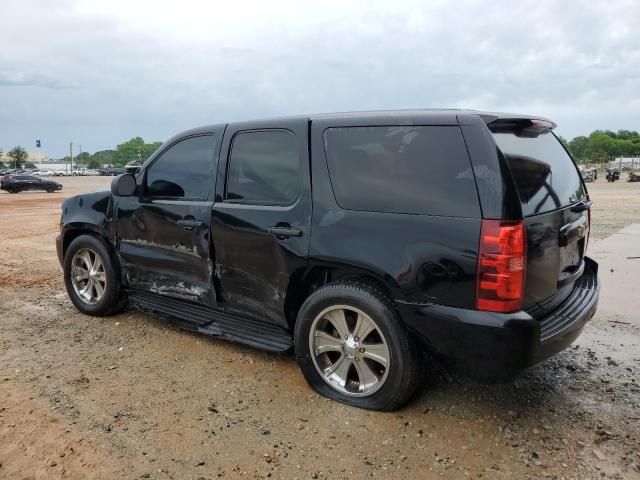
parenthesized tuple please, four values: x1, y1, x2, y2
(492, 129, 585, 216)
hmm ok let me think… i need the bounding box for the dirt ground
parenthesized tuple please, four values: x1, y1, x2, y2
(1, 177, 639, 480)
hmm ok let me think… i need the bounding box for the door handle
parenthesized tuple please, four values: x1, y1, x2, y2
(177, 218, 204, 230)
(268, 226, 303, 239)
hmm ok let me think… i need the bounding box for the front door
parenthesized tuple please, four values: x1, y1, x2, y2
(211, 119, 311, 328)
(116, 133, 219, 305)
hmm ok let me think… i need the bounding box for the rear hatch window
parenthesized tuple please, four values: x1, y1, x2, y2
(323, 126, 480, 217)
(491, 127, 585, 216)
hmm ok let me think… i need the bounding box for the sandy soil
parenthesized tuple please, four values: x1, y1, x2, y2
(0, 177, 639, 479)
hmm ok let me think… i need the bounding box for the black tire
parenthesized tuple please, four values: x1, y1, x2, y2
(63, 234, 126, 316)
(294, 281, 419, 411)
(46, 187, 54, 193)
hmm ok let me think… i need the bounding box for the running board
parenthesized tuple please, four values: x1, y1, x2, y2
(127, 291, 293, 352)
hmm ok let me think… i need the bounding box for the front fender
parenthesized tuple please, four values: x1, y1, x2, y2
(59, 191, 116, 260)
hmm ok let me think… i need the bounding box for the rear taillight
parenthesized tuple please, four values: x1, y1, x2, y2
(476, 220, 526, 313)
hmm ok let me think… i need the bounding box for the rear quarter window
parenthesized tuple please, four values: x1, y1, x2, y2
(323, 126, 480, 217)
(492, 130, 585, 216)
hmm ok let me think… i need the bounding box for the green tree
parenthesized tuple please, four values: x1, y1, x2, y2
(87, 158, 101, 169)
(115, 137, 162, 167)
(8, 146, 28, 169)
(89, 149, 116, 167)
(568, 136, 589, 160)
(74, 151, 91, 165)
(557, 135, 569, 148)
(562, 129, 640, 163)
(586, 132, 615, 162)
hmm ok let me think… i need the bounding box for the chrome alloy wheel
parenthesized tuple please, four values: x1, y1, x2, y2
(309, 305, 391, 397)
(70, 248, 106, 305)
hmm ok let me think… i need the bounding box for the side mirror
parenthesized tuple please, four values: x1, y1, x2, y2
(111, 174, 137, 197)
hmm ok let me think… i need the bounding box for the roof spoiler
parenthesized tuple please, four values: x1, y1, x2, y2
(480, 114, 556, 131)
(481, 115, 556, 138)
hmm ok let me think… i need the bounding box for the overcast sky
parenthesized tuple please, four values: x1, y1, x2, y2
(1, 0, 639, 158)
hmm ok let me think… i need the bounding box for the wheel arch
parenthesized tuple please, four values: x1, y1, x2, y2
(61, 225, 113, 260)
(284, 263, 402, 331)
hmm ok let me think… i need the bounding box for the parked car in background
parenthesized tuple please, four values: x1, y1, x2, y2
(37, 169, 56, 177)
(57, 110, 599, 411)
(100, 167, 126, 176)
(1, 174, 63, 193)
(72, 168, 88, 176)
(86, 169, 101, 176)
(124, 162, 142, 174)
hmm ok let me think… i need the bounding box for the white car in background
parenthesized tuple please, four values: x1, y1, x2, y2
(36, 170, 55, 177)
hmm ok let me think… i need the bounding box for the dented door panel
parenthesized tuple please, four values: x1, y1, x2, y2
(211, 118, 312, 328)
(116, 199, 216, 304)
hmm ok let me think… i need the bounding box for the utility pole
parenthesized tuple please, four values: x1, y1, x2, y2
(70, 142, 73, 174)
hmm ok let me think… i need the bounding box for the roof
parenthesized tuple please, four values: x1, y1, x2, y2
(175, 109, 556, 139)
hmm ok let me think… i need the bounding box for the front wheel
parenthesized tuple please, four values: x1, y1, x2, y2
(63, 234, 126, 316)
(295, 281, 419, 411)
(46, 187, 54, 193)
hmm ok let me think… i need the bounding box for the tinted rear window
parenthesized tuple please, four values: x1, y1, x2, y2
(492, 130, 585, 216)
(226, 130, 300, 205)
(323, 126, 480, 217)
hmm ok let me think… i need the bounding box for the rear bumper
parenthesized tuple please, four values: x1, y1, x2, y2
(398, 257, 600, 380)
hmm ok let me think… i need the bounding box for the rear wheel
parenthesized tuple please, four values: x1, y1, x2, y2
(295, 281, 419, 411)
(63, 234, 126, 316)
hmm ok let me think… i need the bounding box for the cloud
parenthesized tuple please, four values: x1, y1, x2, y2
(0, 72, 75, 90)
(0, 0, 639, 157)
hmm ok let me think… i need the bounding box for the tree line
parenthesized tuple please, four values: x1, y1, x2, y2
(0, 137, 163, 170)
(558, 129, 640, 163)
(59, 137, 163, 170)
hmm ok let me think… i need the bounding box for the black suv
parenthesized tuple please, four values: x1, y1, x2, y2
(56, 110, 599, 411)
(1, 174, 62, 193)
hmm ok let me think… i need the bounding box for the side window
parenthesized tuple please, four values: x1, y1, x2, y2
(225, 130, 300, 205)
(323, 126, 480, 217)
(145, 135, 216, 200)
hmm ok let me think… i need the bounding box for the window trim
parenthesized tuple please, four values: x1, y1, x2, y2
(142, 133, 216, 202)
(223, 128, 301, 207)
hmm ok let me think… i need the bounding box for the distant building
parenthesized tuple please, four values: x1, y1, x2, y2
(611, 157, 640, 170)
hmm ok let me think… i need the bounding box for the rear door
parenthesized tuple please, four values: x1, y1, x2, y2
(490, 122, 589, 317)
(211, 118, 311, 328)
